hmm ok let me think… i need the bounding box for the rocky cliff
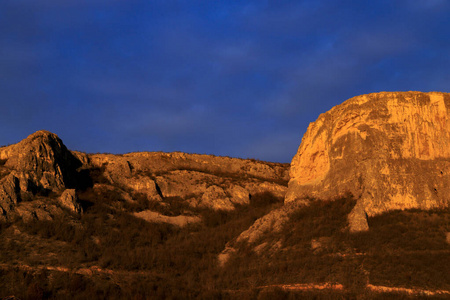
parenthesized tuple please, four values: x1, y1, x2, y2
(0, 131, 84, 221)
(285, 91, 450, 231)
(0, 130, 289, 223)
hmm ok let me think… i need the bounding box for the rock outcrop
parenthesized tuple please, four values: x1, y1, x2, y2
(59, 189, 82, 214)
(88, 152, 288, 213)
(197, 185, 235, 211)
(285, 91, 450, 231)
(0, 174, 21, 218)
(0, 130, 289, 222)
(1, 130, 80, 191)
(133, 210, 201, 227)
(0, 131, 84, 220)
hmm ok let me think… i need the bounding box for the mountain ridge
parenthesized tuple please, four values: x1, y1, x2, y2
(0, 130, 289, 223)
(1, 92, 449, 298)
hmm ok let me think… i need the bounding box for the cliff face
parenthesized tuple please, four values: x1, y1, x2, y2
(86, 151, 288, 212)
(0, 131, 83, 221)
(0, 131, 289, 222)
(286, 92, 450, 230)
(0, 130, 80, 191)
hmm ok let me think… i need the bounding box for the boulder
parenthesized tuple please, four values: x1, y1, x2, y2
(347, 201, 369, 232)
(155, 170, 211, 198)
(59, 189, 82, 214)
(126, 176, 162, 201)
(198, 185, 235, 211)
(286, 92, 450, 231)
(228, 185, 250, 205)
(0, 174, 20, 218)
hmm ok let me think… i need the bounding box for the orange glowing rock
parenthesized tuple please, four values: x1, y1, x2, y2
(286, 91, 450, 231)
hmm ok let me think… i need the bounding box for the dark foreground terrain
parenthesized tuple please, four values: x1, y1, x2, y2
(0, 131, 449, 299)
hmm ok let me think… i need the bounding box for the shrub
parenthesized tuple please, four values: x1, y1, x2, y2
(250, 191, 284, 207)
(282, 196, 356, 248)
(26, 282, 45, 300)
(89, 165, 109, 185)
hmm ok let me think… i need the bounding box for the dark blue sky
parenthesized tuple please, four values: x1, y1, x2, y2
(1, 0, 449, 162)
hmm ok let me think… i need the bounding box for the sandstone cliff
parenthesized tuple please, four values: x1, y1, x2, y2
(285, 91, 450, 231)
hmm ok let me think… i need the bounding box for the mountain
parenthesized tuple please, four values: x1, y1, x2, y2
(286, 91, 450, 231)
(1, 92, 449, 299)
(0, 130, 291, 299)
(0, 130, 288, 223)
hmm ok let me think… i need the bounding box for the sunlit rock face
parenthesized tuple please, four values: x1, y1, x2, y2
(0, 130, 80, 191)
(286, 92, 450, 230)
(0, 131, 83, 221)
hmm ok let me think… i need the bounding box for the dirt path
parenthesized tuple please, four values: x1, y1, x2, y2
(0, 263, 147, 277)
(261, 282, 450, 296)
(261, 282, 344, 291)
(367, 284, 450, 296)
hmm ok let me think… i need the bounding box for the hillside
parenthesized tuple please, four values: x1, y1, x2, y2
(0, 130, 291, 299)
(1, 90, 450, 299)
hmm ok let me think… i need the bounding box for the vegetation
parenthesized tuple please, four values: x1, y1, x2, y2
(0, 183, 283, 298)
(349, 208, 450, 290)
(0, 164, 448, 298)
(217, 196, 450, 297)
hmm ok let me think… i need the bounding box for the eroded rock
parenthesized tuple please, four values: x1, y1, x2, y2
(197, 185, 235, 211)
(155, 170, 210, 199)
(59, 189, 82, 214)
(236, 202, 300, 244)
(0, 130, 290, 223)
(286, 92, 450, 231)
(1, 130, 80, 191)
(0, 174, 20, 219)
(228, 185, 250, 206)
(133, 210, 200, 227)
(348, 201, 369, 232)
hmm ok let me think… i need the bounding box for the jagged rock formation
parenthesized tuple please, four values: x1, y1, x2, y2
(285, 91, 450, 231)
(0, 130, 289, 223)
(1, 130, 80, 191)
(0, 131, 83, 221)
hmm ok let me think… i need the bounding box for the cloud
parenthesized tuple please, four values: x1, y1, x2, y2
(1, 1, 450, 162)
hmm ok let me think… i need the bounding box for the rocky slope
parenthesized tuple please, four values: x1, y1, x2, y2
(285, 91, 450, 231)
(1, 96, 450, 298)
(0, 130, 289, 223)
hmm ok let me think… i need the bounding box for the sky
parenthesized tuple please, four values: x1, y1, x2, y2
(1, 0, 450, 163)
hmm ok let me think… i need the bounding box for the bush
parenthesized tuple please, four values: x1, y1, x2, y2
(26, 282, 44, 300)
(4, 177, 449, 298)
(89, 165, 110, 185)
(282, 196, 356, 247)
(250, 191, 284, 207)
